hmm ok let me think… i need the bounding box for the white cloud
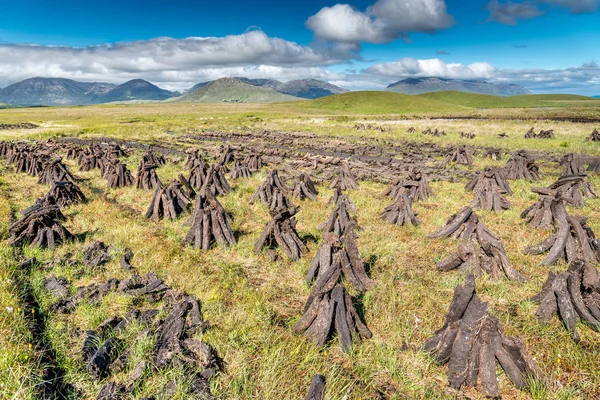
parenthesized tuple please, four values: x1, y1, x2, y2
(486, 0, 599, 25)
(0, 30, 357, 90)
(365, 58, 497, 79)
(306, 0, 454, 43)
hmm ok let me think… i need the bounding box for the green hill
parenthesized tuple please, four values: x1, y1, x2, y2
(418, 91, 598, 109)
(291, 91, 464, 114)
(172, 78, 299, 103)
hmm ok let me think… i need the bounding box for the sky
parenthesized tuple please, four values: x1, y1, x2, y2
(0, 0, 599, 95)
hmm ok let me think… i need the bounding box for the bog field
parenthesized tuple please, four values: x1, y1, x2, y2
(2, 92, 600, 400)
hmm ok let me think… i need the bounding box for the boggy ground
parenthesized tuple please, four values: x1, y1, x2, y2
(1, 103, 600, 399)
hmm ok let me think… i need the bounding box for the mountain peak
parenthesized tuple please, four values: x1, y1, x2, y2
(386, 77, 529, 96)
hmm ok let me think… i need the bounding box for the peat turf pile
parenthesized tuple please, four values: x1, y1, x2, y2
(531, 260, 600, 342)
(520, 187, 563, 229)
(135, 158, 162, 190)
(292, 172, 318, 201)
(429, 207, 526, 281)
(145, 179, 194, 221)
(305, 375, 326, 400)
(423, 275, 542, 398)
(243, 153, 264, 171)
(504, 150, 540, 181)
(255, 206, 307, 261)
(465, 167, 512, 212)
(183, 189, 236, 250)
(320, 192, 359, 236)
(202, 164, 231, 196)
(382, 168, 432, 203)
(251, 169, 291, 210)
(443, 145, 472, 167)
(230, 160, 252, 179)
(524, 193, 600, 265)
(8, 197, 74, 249)
(47, 181, 87, 208)
(38, 157, 75, 185)
(547, 175, 597, 207)
(329, 163, 359, 190)
(103, 160, 134, 188)
(380, 190, 419, 227)
(586, 129, 600, 142)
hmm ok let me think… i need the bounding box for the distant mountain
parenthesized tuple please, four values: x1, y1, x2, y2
(274, 79, 349, 99)
(95, 79, 175, 103)
(173, 78, 300, 103)
(187, 77, 346, 99)
(0, 77, 116, 106)
(386, 77, 530, 96)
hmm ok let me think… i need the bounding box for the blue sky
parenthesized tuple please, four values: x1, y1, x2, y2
(0, 0, 598, 94)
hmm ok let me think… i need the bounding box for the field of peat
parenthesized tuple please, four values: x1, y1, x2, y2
(1, 100, 600, 399)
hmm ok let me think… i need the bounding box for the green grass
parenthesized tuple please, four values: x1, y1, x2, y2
(291, 91, 465, 114)
(417, 91, 599, 109)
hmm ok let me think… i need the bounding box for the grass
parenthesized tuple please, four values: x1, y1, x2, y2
(417, 91, 600, 109)
(1, 100, 600, 398)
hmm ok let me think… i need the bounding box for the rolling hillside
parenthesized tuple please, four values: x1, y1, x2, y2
(173, 78, 300, 103)
(292, 91, 464, 114)
(417, 91, 598, 109)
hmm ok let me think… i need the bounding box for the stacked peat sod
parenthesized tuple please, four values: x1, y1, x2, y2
(482, 148, 502, 160)
(38, 157, 75, 184)
(44, 257, 221, 399)
(251, 169, 291, 210)
(102, 160, 134, 188)
(293, 227, 372, 352)
(429, 207, 526, 281)
(523, 189, 600, 265)
(520, 187, 562, 229)
(548, 153, 597, 206)
(8, 197, 74, 249)
(504, 150, 540, 180)
(219, 145, 235, 165)
(380, 190, 419, 226)
(320, 191, 359, 236)
(47, 181, 87, 208)
(135, 157, 162, 190)
(185, 147, 204, 169)
(465, 167, 512, 211)
(525, 127, 555, 139)
(255, 206, 307, 261)
(423, 275, 543, 397)
(230, 160, 252, 179)
(329, 162, 359, 190)
(188, 158, 209, 189)
(382, 168, 433, 203)
(531, 260, 600, 342)
(422, 128, 446, 136)
(460, 132, 476, 139)
(183, 188, 236, 250)
(586, 129, 600, 142)
(443, 145, 472, 167)
(243, 153, 264, 171)
(203, 164, 231, 196)
(145, 178, 194, 221)
(292, 173, 318, 201)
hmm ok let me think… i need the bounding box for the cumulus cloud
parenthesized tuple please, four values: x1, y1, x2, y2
(0, 30, 357, 90)
(365, 58, 496, 79)
(487, 0, 599, 25)
(305, 0, 454, 43)
(494, 62, 600, 92)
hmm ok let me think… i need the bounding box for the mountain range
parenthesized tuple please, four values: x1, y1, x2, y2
(0, 76, 535, 106)
(386, 77, 530, 96)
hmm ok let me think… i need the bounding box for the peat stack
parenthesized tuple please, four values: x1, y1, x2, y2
(407, 127, 416, 133)
(230, 160, 252, 179)
(547, 174, 597, 207)
(104, 160, 134, 188)
(65, 144, 83, 160)
(588, 157, 600, 173)
(586, 129, 600, 142)
(560, 153, 586, 176)
(183, 189, 236, 250)
(142, 151, 166, 167)
(104, 142, 127, 158)
(524, 127, 536, 138)
(135, 159, 162, 190)
(423, 275, 542, 397)
(465, 167, 512, 211)
(429, 207, 525, 281)
(382, 168, 432, 203)
(8, 197, 74, 249)
(306, 229, 373, 292)
(320, 193, 359, 235)
(460, 132, 475, 139)
(520, 187, 565, 229)
(203, 164, 231, 196)
(329, 163, 359, 190)
(47, 181, 87, 208)
(531, 260, 600, 342)
(524, 194, 600, 265)
(482, 148, 502, 160)
(292, 173, 318, 201)
(504, 151, 540, 180)
(294, 228, 372, 352)
(538, 129, 555, 139)
(185, 148, 203, 169)
(38, 158, 75, 185)
(381, 191, 418, 226)
(25, 151, 48, 177)
(443, 145, 472, 167)
(243, 153, 264, 171)
(78, 147, 103, 171)
(188, 159, 209, 189)
(255, 207, 307, 261)
(219, 145, 235, 165)
(250, 169, 290, 208)
(145, 180, 193, 221)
